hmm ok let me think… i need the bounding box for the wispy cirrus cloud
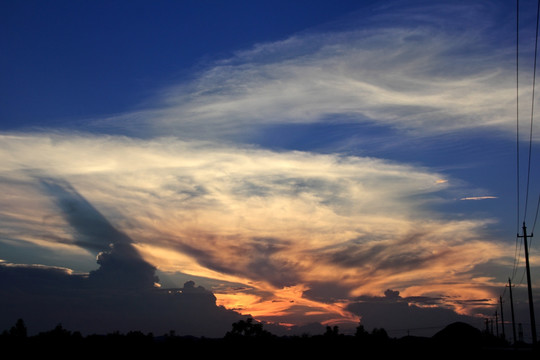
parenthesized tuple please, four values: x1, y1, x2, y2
(93, 2, 519, 143)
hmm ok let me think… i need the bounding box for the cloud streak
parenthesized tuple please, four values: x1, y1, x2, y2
(94, 1, 521, 143)
(460, 196, 498, 201)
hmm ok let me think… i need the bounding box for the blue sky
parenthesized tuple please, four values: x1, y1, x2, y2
(1, 0, 540, 339)
(1, 0, 368, 126)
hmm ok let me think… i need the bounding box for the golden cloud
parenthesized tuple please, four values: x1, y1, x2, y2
(0, 133, 507, 326)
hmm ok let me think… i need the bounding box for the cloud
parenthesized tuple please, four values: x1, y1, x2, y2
(0, 132, 510, 330)
(36, 177, 159, 289)
(93, 1, 520, 142)
(460, 196, 498, 201)
(0, 3, 527, 333)
(346, 289, 487, 337)
(0, 261, 243, 337)
(0, 179, 244, 336)
(347, 286, 540, 341)
(38, 177, 132, 252)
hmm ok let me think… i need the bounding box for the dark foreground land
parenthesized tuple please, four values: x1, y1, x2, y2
(1, 319, 538, 358)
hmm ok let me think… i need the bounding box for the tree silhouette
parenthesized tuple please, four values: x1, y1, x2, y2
(355, 323, 369, 342)
(324, 325, 340, 337)
(371, 327, 389, 343)
(9, 319, 27, 338)
(225, 317, 272, 338)
(1, 317, 532, 356)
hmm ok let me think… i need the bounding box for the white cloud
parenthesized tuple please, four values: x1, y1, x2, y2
(460, 196, 498, 201)
(95, 3, 520, 142)
(0, 132, 447, 247)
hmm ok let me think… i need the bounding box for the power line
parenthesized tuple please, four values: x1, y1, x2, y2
(532, 194, 540, 233)
(512, 0, 523, 285)
(511, 236, 522, 282)
(517, 0, 521, 233)
(524, 0, 540, 223)
(504, 2, 538, 346)
(513, 0, 539, 285)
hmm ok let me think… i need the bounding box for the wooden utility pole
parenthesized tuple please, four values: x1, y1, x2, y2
(518, 222, 537, 344)
(495, 310, 499, 337)
(500, 295, 506, 340)
(508, 277, 517, 344)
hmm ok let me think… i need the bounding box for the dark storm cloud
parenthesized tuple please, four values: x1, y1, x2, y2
(346, 289, 483, 337)
(88, 242, 159, 289)
(0, 261, 243, 336)
(38, 177, 160, 289)
(0, 179, 247, 336)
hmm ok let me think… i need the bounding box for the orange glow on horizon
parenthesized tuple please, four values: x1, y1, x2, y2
(214, 284, 361, 328)
(134, 231, 505, 328)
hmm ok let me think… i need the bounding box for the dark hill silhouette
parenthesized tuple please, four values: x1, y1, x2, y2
(432, 321, 482, 347)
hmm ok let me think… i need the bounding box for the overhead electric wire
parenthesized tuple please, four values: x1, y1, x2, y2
(512, 239, 523, 282)
(524, 0, 540, 223)
(512, 0, 539, 285)
(512, 0, 524, 285)
(517, 0, 521, 234)
(507, 2, 540, 345)
(532, 194, 540, 233)
(503, 4, 539, 342)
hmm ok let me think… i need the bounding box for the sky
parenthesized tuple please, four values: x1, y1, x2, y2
(1, 0, 540, 340)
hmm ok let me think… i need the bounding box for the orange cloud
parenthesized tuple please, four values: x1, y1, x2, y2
(0, 133, 508, 329)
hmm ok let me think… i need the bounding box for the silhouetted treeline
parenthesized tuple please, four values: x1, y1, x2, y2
(1, 318, 537, 357)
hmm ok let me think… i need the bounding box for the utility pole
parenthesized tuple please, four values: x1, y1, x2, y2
(518, 222, 537, 344)
(495, 310, 499, 338)
(508, 278, 517, 344)
(500, 295, 506, 340)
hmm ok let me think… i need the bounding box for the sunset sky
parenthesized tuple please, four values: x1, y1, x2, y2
(1, 0, 540, 340)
